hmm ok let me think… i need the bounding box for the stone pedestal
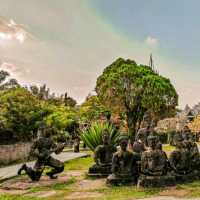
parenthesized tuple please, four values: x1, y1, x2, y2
(106, 174, 137, 186)
(88, 164, 111, 177)
(173, 171, 199, 184)
(137, 174, 176, 187)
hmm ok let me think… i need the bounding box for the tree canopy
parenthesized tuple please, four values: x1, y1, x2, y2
(0, 87, 44, 143)
(79, 95, 109, 124)
(95, 58, 178, 140)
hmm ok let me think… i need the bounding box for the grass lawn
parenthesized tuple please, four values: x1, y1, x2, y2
(1, 147, 200, 200)
(163, 144, 175, 152)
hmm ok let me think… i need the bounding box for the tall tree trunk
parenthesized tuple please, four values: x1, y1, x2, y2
(126, 111, 137, 143)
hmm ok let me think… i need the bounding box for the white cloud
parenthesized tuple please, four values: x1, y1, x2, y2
(145, 36, 159, 47)
(0, 17, 31, 45)
(0, 62, 30, 77)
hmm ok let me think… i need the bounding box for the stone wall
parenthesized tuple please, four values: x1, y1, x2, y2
(0, 142, 32, 165)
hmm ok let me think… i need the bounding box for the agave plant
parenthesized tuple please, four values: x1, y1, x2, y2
(81, 122, 120, 151)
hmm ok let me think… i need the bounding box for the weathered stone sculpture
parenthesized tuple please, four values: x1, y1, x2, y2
(73, 137, 80, 153)
(133, 130, 146, 156)
(17, 125, 64, 181)
(138, 135, 175, 187)
(169, 133, 199, 183)
(88, 130, 117, 177)
(107, 135, 140, 185)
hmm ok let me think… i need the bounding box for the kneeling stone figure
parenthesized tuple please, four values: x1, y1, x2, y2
(18, 126, 64, 181)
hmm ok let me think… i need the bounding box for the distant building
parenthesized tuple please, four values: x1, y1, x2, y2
(156, 105, 195, 133)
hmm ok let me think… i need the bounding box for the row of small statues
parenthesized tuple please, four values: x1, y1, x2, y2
(89, 127, 200, 187)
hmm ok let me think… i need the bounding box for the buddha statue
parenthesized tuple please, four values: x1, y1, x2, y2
(88, 130, 117, 177)
(138, 135, 175, 187)
(107, 135, 140, 185)
(169, 133, 199, 183)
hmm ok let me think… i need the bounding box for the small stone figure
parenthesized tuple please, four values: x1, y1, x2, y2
(73, 137, 80, 153)
(107, 135, 140, 185)
(88, 130, 117, 177)
(17, 125, 65, 181)
(138, 135, 175, 187)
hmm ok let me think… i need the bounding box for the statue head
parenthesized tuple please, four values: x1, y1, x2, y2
(102, 129, 110, 145)
(119, 135, 129, 151)
(136, 129, 145, 143)
(147, 135, 158, 150)
(173, 133, 183, 148)
(183, 125, 191, 133)
(38, 123, 52, 138)
(182, 125, 191, 140)
(188, 133, 195, 142)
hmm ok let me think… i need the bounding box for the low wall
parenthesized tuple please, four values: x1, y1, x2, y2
(0, 142, 32, 165)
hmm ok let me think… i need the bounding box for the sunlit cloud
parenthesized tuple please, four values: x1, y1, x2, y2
(0, 62, 30, 77)
(0, 17, 29, 44)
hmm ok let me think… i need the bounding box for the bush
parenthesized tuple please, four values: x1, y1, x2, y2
(80, 122, 120, 151)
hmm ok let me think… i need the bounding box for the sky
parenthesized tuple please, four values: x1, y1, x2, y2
(0, 0, 199, 108)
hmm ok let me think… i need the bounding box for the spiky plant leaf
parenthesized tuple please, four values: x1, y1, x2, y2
(81, 122, 119, 151)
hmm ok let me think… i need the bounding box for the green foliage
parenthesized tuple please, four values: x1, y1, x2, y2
(96, 58, 178, 140)
(0, 70, 19, 90)
(44, 104, 78, 140)
(45, 105, 77, 131)
(80, 122, 120, 151)
(0, 87, 46, 143)
(0, 86, 78, 143)
(79, 95, 108, 123)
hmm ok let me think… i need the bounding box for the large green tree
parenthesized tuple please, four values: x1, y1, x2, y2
(96, 58, 178, 141)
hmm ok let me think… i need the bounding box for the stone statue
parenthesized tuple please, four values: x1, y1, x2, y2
(182, 126, 193, 149)
(133, 130, 146, 156)
(107, 135, 140, 185)
(17, 125, 65, 181)
(138, 135, 175, 187)
(169, 133, 198, 183)
(73, 137, 80, 153)
(88, 130, 117, 177)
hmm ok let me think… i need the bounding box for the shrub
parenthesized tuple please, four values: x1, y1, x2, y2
(80, 122, 120, 151)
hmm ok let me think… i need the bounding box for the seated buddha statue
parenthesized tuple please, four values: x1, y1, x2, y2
(88, 130, 117, 177)
(169, 133, 199, 183)
(138, 135, 175, 187)
(107, 135, 140, 185)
